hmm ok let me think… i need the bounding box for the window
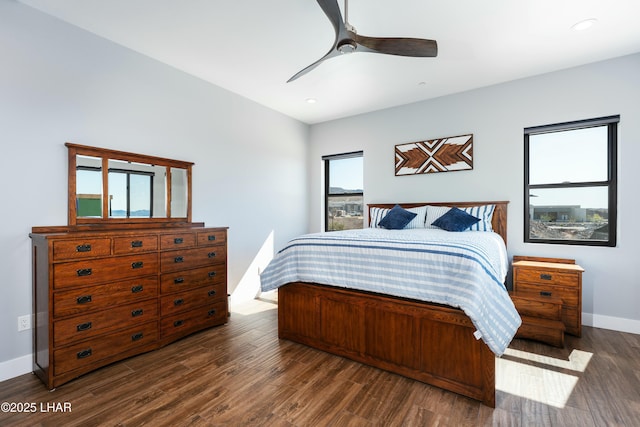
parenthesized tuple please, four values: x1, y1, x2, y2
(524, 115, 618, 246)
(323, 151, 364, 231)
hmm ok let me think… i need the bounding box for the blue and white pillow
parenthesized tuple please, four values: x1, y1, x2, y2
(370, 205, 427, 229)
(461, 205, 495, 231)
(425, 205, 452, 229)
(432, 207, 480, 232)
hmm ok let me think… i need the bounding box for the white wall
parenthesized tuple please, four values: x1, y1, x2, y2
(308, 53, 640, 334)
(0, 0, 308, 379)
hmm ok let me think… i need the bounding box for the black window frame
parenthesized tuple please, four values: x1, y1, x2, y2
(323, 151, 364, 232)
(524, 115, 619, 247)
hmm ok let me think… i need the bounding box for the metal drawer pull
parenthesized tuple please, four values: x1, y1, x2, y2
(208, 289, 216, 297)
(540, 273, 552, 280)
(131, 309, 144, 317)
(77, 349, 92, 359)
(208, 271, 216, 278)
(76, 322, 92, 332)
(173, 320, 184, 327)
(174, 298, 184, 306)
(207, 235, 216, 241)
(208, 252, 216, 258)
(174, 277, 184, 284)
(131, 261, 144, 269)
(76, 295, 92, 304)
(131, 285, 144, 293)
(76, 244, 92, 252)
(540, 291, 552, 297)
(174, 237, 184, 244)
(131, 240, 143, 248)
(131, 332, 144, 341)
(174, 256, 184, 263)
(76, 268, 92, 277)
(208, 309, 216, 317)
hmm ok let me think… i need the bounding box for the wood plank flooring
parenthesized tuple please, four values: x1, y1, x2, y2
(1, 297, 639, 426)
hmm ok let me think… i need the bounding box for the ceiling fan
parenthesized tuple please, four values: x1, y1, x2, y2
(287, 0, 438, 82)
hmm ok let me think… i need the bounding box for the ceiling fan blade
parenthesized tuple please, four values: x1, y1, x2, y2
(353, 33, 438, 57)
(287, 48, 342, 83)
(287, 0, 349, 82)
(316, 0, 350, 41)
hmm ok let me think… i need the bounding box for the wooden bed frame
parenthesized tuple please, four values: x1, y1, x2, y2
(277, 201, 508, 407)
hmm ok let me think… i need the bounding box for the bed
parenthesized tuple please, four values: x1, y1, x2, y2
(260, 201, 518, 407)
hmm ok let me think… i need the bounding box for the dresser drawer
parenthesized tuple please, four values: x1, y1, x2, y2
(53, 321, 158, 376)
(113, 235, 158, 254)
(160, 301, 227, 340)
(197, 230, 226, 246)
(54, 276, 158, 318)
(160, 284, 226, 316)
(160, 264, 226, 294)
(160, 246, 226, 273)
(515, 268, 579, 287)
(53, 238, 111, 261)
(514, 282, 579, 307)
(160, 232, 197, 250)
(54, 299, 158, 347)
(53, 253, 158, 289)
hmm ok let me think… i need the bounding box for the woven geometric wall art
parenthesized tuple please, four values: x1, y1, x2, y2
(395, 134, 473, 176)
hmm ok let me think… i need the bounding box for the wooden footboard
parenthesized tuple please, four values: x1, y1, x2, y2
(278, 282, 496, 407)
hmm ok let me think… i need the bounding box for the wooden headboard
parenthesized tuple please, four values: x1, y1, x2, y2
(368, 201, 509, 245)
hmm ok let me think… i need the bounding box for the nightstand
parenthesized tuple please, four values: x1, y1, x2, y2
(512, 256, 584, 337)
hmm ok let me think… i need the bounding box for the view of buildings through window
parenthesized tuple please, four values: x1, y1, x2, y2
(324, 152, 364, 231)
(525, 116, 618, 246)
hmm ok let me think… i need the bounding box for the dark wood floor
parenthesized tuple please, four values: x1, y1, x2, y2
(1, 297, 639, 426)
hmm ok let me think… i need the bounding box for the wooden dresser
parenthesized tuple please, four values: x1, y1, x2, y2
(512, 256, 584, 337)
(30, 225, 228, 389)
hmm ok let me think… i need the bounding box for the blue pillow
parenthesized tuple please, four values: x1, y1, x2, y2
(378, 205, 418, 230)
(432, 207, 480, 232)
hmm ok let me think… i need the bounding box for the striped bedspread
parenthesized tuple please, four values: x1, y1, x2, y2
(260, 228, 521, 355)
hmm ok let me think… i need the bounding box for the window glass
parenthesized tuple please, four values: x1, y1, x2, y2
(528, 187, 609, 242)
(324, 152, 364, 231)
(529, 127, 608, 185)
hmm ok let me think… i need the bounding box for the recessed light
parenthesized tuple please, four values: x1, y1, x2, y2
(306, 98, 317, 104)
(571, 18, 597, 31)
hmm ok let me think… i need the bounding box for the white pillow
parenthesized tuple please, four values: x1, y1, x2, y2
(370, 205, 427, 229)
(425, 205, 452, 229)
(462, 205, 495, 231)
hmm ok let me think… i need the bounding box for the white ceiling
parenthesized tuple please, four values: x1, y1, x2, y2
(18, 0, 640, 124)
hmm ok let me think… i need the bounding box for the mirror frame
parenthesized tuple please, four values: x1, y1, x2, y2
(67, 143, 193, 226)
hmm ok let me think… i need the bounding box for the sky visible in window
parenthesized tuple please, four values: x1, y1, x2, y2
(529, 126, 608, 208)
(330, 157, 363, 191)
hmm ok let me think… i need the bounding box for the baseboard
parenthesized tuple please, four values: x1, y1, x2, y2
(582, 312, 640, 335)
(0, 354, 32, 383)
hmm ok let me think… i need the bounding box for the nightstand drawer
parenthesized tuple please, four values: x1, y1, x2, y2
(509, 291, 563, 320)
(515, 269, 578, 287)
(514, 282, 579, 307)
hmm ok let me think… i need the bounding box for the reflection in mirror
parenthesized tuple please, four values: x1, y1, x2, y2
(76, 155, 103, 218)
(107, 159, 167, 218)
(171, 168, 188, 218)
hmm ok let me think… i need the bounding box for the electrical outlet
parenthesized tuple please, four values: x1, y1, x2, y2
(18, 315, 31, 332)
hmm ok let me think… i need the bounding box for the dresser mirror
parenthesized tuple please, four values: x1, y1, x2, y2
(67, 143, 193, 225)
